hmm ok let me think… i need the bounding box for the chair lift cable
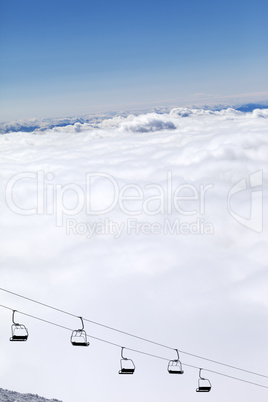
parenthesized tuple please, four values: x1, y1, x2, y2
(0, 287, 267, 380)
(1, 303, 268, 390)
(0, 303, 268, 390)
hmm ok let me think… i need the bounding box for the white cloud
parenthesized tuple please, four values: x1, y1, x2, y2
(0, 107, 267, 401)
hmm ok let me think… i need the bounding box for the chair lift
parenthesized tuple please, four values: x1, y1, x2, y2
(10, 310, 29, 341)
(70, 316, 90, 346)
(196, 368, 212, 392)
(118, 347, 135, 374)
(167, 349, 184, 374)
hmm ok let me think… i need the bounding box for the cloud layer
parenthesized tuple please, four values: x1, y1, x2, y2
(0, 107, 268, 402)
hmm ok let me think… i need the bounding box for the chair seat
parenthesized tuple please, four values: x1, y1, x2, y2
(10, 335, 28, 341)
(196, 387, 211, 392)
(119, 368, 135, 374)
(168, 370, 184, 374)
(71, 341, 89, 346)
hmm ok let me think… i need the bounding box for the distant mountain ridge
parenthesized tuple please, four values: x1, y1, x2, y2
(235, 103, 268, 112)
(0, 388, 62, 402)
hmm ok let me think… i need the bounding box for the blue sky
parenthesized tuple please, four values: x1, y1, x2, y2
(0, 0, 268, 120)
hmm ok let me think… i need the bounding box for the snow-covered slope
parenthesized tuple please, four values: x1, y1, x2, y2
(0, 388, 62, 402)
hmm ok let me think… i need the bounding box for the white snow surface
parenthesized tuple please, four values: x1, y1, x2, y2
(0, 107, 268, 402)
(0, 388, 61, 402)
